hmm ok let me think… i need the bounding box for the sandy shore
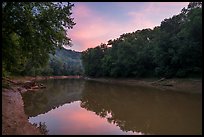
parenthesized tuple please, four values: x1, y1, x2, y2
(2, 88, 42, 135)
(2, 76, 202, 135)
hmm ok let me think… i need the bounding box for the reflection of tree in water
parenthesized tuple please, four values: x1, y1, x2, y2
(80, 81, 150, 133)
(80, 81, 202, 135)
(33, 122, 49, 135)
(22, 79, 85, 117)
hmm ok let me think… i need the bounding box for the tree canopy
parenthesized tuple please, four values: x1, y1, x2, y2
(2, 2, 76, 76)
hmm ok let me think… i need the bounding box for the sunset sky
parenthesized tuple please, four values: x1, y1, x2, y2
(66, 2, 189, 52)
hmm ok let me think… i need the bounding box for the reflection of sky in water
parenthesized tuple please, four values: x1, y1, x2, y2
(24, 79, 201, 135)
(29, 101, 144, 135)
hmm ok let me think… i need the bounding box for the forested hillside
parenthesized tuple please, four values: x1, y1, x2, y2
(43, 48, 83, 76)
(82, 2, 202, 78)
(14, 47, 83, 76)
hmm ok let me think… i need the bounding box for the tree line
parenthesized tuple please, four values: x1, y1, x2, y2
(81, 2, 202, 78)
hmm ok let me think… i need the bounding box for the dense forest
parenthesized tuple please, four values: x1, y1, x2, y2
(81, 2, 202, 78)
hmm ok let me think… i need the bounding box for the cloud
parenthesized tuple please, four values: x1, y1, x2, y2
(68, 3, 131, 51)
(127, 2, 189, 27)
(68, 3, 153, 51)
(67, 2, 189, 51)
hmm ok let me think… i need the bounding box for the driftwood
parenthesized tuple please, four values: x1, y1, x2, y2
(151, 78, 166, 85)
(150, 78, 174, 87)
(23, 81, 46, 90)
(152, 78, 166, 83)
(32, 85, 46, 89)
(2, 77, 46, 92)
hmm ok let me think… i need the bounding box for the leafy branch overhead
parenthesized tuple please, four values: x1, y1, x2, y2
(2, 2, 76, 75)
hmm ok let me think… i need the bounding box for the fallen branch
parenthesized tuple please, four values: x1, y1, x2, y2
(2, 77, 17, 84)
(23, 81, 46, 90)
(151, 78, 166, 85)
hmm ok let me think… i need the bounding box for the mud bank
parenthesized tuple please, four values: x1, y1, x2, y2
(85, 78, 202, 94)
(2, 88, 42, 135)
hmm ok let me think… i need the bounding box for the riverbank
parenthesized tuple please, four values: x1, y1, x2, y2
(7, 75, 82, 83)
(2, 88, 42, 135)
(2, 76, 202, 135)
(2, 78, 42, 135)
(85, 77, 202, 94)
(2, 75, 82, 135)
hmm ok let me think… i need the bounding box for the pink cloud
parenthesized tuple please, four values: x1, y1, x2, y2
(67, 3, 145, 51)
(127, 12, 156, 29)
(67, 4, 109, 50)
(127, 2, 189, 27)
(67, 2, 189, 51)
(146, 2, 189, 16)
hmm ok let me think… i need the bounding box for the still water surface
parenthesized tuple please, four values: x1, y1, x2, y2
(22, 79, 202, 135)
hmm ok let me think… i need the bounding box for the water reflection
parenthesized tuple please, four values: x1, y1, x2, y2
(81, 81, 202, 135)
(22, 79, 85, 117)
(29, 101, 142, 135)
(22, 79, 202, 135)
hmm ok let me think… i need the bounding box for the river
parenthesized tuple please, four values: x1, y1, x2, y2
(21, 79, 202, 135)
